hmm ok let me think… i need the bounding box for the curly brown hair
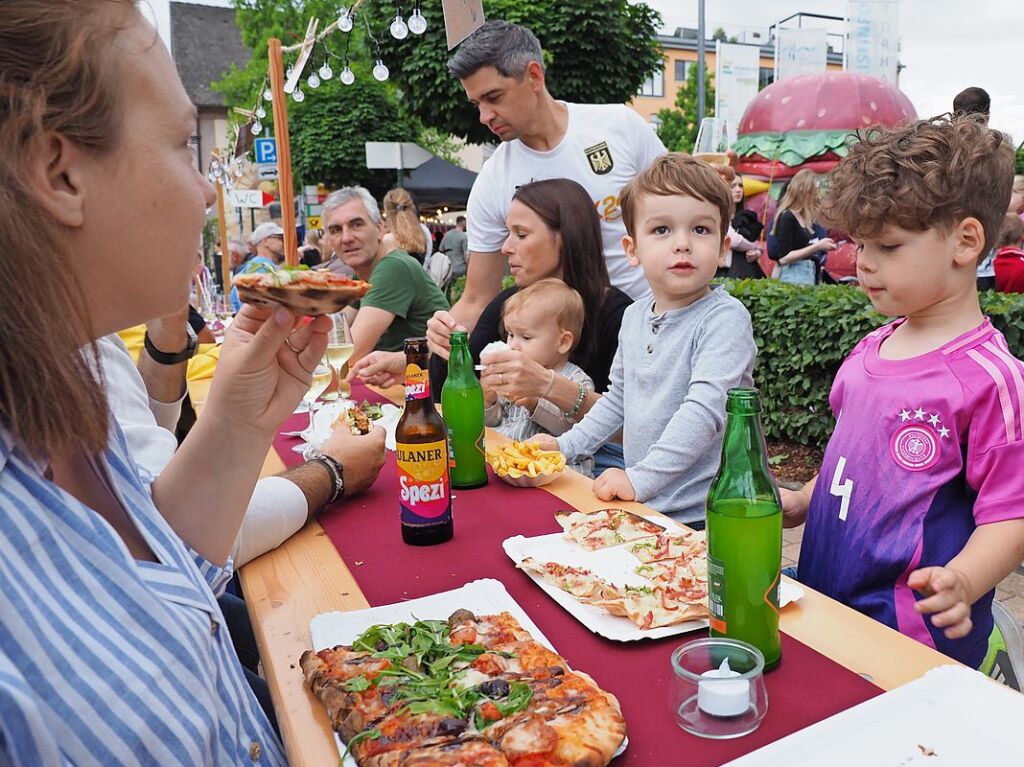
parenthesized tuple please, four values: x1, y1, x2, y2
(820, 116, 1014, 256)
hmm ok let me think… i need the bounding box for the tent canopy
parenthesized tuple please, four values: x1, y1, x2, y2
(402, 156, 478, 210)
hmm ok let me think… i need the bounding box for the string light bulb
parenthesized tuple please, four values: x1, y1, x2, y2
(372, 59, 389, 81)
(408, 8, 427, 34)
(389, 11, 409, 40)
(337, 8, 353, 32)
(307, 72, 321, 89)
(340, 64, 355, 85)
(262, 87, 273, 101)
(319, 62, 333, 80)
(292, 87, 305, 102)
(250, 120, 263, 135)
(254, 104, 267, 119)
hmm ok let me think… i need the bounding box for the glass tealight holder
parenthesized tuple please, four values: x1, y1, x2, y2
(669, 638, 768, 739)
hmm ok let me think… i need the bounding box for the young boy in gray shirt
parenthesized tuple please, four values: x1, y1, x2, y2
(536, 155, 756, 525)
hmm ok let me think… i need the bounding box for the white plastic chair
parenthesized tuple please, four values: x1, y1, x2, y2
(990, 600, 1024, 692)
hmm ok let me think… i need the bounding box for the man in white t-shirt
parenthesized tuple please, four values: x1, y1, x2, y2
(431, 20, 665, 350)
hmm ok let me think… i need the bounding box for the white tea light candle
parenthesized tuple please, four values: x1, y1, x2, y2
(697, 658, 750, 717)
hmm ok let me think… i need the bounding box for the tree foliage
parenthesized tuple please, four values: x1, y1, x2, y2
(216, 1, 428, 194)
(655, 62, 714, 153)
(361, 0, 664, 144)
(287, 64, 411, 198)
(1016, 141, 1024, 175)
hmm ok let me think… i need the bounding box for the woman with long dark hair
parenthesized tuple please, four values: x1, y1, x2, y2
(354, 179, 633, 462)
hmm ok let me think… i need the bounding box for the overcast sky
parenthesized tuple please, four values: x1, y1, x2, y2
(637, 0, 1024, 144)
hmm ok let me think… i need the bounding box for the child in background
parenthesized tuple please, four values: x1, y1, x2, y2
(994, 213, 1024, 293)
(537, 154, 756, 526)
(481, 278, 595, 476)
(783, 116, 1024, 671)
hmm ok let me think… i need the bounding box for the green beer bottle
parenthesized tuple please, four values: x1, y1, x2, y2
(706, 387, 783, 670)
(441, 331, 488, 489)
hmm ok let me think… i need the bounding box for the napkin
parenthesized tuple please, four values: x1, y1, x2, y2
(293, 401, 402, 455)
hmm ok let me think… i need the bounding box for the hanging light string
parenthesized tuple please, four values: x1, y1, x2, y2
(249, 0, 427, 136)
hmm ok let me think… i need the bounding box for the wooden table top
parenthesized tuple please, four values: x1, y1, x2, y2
(188, 377, 956, 767)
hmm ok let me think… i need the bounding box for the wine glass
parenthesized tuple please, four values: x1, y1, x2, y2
(302, 364, 333, 435)
(693, 118, 731, 165)
(323, 312, 355, 401)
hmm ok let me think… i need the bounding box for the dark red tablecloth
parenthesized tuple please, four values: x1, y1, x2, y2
(273, 383, 880, 766)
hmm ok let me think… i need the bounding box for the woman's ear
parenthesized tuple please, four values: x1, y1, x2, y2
(25, 133, 88, 228)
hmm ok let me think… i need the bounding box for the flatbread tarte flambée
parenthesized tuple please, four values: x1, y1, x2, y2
(301, 610, 626, 767)
(233, 264, 370, 316)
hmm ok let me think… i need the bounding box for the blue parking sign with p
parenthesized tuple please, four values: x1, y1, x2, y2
(254, 138, 277, 165)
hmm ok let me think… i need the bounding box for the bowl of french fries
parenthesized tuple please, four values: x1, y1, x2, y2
(486, 440, 567, 487)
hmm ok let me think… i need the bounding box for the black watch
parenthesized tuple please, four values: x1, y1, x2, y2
(144, 324, 198, 365)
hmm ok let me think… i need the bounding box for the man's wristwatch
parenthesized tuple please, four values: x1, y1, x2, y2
(144, 324, 198, 365)
(307, 450, 346, 505)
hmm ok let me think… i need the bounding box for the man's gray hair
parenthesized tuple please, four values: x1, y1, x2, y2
(227, 239, 248, 254)
(322, 186, 382, 224)
(447, 20, 543, 81)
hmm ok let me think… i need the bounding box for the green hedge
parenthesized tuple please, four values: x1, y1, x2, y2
(723, 280, 1024, 447)
(446, 274, 515, 305)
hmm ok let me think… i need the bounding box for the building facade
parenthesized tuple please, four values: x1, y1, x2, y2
(629, 27, 845, 124)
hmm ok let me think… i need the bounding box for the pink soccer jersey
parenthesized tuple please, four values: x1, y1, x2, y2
(799, 319, 1024, 667)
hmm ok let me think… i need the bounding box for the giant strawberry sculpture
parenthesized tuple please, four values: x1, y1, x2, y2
(733, 71, 917, 181)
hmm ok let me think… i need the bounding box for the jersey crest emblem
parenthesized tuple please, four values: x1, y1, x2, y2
(584, 141, 614, 175)
(889, 407, 949, 472)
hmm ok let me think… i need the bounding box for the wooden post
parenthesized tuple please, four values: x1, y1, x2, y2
(214, 152, 232, 296)
(268, 37, 299, 266)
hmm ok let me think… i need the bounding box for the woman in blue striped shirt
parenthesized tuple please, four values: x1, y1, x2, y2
(0, 3, 331, 764)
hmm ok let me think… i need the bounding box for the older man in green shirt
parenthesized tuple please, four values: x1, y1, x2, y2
(324, 186, 449, 364)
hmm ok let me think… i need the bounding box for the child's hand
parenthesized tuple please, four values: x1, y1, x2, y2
(908, 567, 973, 639)
(593, 468, 636, 503)
(532, 434, 560, 452)
(779, 487, 811, 528)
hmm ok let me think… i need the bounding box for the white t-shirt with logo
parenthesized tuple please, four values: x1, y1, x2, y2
(466, 102, 666, 300)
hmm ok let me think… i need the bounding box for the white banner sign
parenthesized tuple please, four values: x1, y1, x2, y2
(774, 27, 828, 82)
(715, 42, 761, 146)
(845, 0, 900, 83)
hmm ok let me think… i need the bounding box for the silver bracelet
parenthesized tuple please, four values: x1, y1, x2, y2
(308, 453, 346, 505)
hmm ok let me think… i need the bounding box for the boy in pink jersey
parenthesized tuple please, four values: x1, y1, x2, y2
(782, 116, 1024, 669)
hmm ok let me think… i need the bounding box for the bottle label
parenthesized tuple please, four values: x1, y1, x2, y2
(707, 554, 727, 633)
(397, 439, 451, 524)
(405, 364, 430, 401)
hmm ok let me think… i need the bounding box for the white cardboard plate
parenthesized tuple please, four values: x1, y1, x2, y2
(724, 665, 1024, 765)
(503, 528, 804, 642)
(309, 578, 627, 765)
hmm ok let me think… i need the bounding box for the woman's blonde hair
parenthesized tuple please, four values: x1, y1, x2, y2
(773, 169, 820, 233)
(382, 188, 426, 255)
(0, 0, 136, 457)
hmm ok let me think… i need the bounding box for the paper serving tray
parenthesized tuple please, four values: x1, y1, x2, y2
(723, 665, 1024, 765)
(309, 578, 627, 765)
(503, 527, 804, 642)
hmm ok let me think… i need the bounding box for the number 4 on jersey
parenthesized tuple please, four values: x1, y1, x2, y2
(829, 456, 853, 522)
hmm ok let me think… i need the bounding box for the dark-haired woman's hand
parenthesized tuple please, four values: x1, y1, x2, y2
(426, 310, 465, 361)
(479, 349, 551, 406)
